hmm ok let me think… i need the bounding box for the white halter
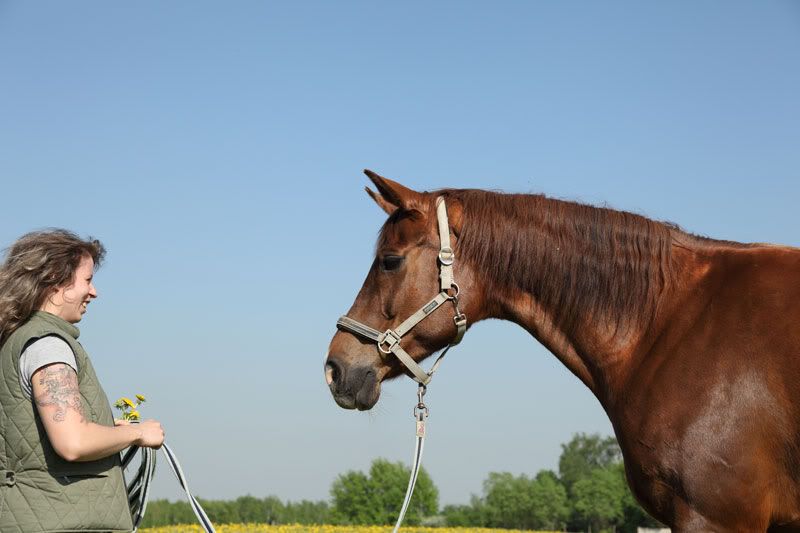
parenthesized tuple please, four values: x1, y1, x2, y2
(336, 196, 467, 385)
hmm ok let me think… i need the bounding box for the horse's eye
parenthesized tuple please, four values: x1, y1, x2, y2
(380, 255, 405, 272)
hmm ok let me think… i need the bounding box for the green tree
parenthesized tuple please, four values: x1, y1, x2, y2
(199, 498, 239, 524)
(481, 470, 569, 530)
(530, 470, 570, 529)
(559, 433, 624, 531)
(483, 472, 533, 529)
(139, 499, 195, 527)
(261, 496, 284, 524)
(235, 495, 265, 523)
(558, 434, 665, 532)
(442, 496, 487, 527)
(330, 458, 438, 525)
(559, 433, 621, 494)
(330, 470, 372, 524)
(138, 495, 326, 527)
(572, 466, 626, 532)
(281, 500, 330, 524)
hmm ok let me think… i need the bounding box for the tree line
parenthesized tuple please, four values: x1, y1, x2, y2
(140, 433, 663, 532)
(440, 433, 661, 532)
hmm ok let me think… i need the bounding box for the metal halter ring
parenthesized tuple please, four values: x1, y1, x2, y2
(438, 247, 455, 266)
(446, 282, 460, 300)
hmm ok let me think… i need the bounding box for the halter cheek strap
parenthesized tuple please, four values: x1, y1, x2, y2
(336, 197, 467, 385)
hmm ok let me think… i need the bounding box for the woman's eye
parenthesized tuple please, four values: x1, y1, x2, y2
(381, 255, 405, 272)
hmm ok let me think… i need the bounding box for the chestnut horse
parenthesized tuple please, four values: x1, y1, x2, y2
(325, 170, 800, 532)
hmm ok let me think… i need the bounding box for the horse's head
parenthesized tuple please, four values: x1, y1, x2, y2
(325, 170, 473, 410)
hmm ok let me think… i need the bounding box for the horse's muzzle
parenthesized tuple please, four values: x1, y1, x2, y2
(324, 357, 380, 410)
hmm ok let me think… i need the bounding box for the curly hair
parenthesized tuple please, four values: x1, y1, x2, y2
(0, 229, 106, 343)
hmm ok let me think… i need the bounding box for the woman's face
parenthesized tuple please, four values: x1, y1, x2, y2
(46, 255, 98, 323)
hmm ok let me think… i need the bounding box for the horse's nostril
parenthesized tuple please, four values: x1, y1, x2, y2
(325, 361, 339, 386)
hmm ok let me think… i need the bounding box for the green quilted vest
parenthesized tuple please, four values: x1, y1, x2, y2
(0, 312, 133, 532)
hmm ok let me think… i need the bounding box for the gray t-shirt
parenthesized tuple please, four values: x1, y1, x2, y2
(19, 335, 78, 400)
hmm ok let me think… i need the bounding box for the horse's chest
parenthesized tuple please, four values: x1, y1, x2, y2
(611, 351, 799, 525)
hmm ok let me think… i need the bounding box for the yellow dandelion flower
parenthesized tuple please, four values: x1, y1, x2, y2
(122, 397, 136, 409)
(128, 410, 140, 420)
(135, 394, 146, 403)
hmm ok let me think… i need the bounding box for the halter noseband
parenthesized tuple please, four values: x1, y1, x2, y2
(336, 197, 467, 385)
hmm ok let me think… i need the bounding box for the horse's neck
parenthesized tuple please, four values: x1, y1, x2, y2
(464, 202, 691, 404)
(487, 286, 623, 399)
(497, 291, 604, 394)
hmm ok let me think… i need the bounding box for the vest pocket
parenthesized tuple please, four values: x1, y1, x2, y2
(56, 472, 109, 485)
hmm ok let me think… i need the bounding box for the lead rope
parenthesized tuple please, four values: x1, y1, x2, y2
(393, 295, 463, 532)
(391, 294, 464, 531)
(392, 383, 429, 533)
(122, 442, 216, 532)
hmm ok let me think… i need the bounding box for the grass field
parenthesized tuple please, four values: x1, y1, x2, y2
(140, 525, 557, 533)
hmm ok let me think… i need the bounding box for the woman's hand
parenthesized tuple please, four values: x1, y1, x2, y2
(135, 419, 165, 449)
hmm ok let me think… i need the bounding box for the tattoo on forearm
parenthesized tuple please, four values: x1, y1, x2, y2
(34, 364, 86, 423)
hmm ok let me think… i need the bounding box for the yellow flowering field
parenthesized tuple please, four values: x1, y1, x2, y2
(140, 525, 556, 533)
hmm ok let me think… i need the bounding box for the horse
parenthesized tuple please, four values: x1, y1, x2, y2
(325, 169, 800, 532)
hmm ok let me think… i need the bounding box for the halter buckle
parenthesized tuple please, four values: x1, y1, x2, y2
(438, 247, 454, 266)
(378, 329, 401, 354)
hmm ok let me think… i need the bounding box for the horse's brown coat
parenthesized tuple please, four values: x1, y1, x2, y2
(326, 171, 800, 532)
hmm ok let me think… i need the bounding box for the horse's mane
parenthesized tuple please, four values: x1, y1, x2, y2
(438, 189, 694, 337)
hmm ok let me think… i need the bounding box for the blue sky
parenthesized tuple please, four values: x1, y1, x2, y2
(1, 1, 798, 505)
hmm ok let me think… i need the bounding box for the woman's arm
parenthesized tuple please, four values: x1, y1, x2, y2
(32, 362, 164, 462)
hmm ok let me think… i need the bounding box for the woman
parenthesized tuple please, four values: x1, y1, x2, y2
(0, 229, 164, 532)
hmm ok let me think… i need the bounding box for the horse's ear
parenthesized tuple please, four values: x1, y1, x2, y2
(365, 186, 398, 215)
(363, 169, 424, 213)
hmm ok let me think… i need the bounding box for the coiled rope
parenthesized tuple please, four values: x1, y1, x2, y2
(121, 443, 216, 532)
